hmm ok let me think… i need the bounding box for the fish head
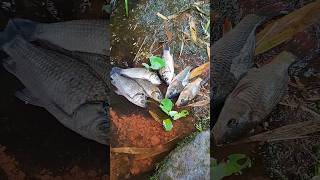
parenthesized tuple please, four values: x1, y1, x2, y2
(131, 93, 147, 107)
(176, 92, 189, 107)
(151, 90, 163, 102)
(73, 102, 109, 145)
(162, 71, 175, 85)
(213, 99, 254, 145)
(149, 74, 161, 85)
(165, 81, 182, 99)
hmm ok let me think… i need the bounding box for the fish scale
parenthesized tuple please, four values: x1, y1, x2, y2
(213, 51, 296, 144)
(211, 14, 264, 103)
(3, 36, 108, 115)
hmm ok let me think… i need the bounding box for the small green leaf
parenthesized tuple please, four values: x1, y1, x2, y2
(172, 110, 189, 120)
(149, 56, 166, 70)
(142, 63, 150, 69)
(124, 0, 129, 17)
(160, 98, 173, 114)
(163, 119, 173, 131)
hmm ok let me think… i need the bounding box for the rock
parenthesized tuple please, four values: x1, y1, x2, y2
(157, 130, 210, 180)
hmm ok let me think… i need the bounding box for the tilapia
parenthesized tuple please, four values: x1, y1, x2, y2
(176, 78, 202, 106)
(1, 35, 109, 145)
(213, 51, 296, 144)
(114, 67, 161, 85)
(110, 68, 147, 108)
(211, 14, 265, 105)
(159, 46, 175, 84)
(135, 79, 163, 102)
(6, 18, 109, 55)
(166, 66, 192, 99)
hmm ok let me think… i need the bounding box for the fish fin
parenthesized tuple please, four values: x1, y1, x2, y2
(114, 90, 122, 96)
(15, 89, 44, 107)
(2, 57, 16, 75)
(0, 18, 37, 47)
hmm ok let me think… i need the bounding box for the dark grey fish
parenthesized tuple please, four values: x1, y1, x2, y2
(1, 35, 109, 145)
(211, 14, 265, 104)
(7, 18, 109, 55)
(166, 66, 192, 99)
(213, 51, 296, 144)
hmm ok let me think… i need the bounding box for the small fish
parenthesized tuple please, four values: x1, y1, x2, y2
(166, 66, 192, 99)
(159, 45, 175, 84)
(110, 68, 147, 108)
(6, 18, 109, 55)
(115, 67, 161, 85)
(213, 51, 296, 145)
(0, 34, 109, 145)
(135, 79, 163, 102)
(176, 78, 202, 106)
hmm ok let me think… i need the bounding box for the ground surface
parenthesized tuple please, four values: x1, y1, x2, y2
(0, 0, 109, 179)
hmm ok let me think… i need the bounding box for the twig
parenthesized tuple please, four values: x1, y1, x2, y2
(133, 36, 148, 62)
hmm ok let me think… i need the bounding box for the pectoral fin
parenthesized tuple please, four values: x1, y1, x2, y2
(15, 88, 44, 107)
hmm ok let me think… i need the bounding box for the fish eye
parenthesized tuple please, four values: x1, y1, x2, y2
(181, 99, 187, 103)
(164, 77, 168, 81)
(227, 118, 238, 128)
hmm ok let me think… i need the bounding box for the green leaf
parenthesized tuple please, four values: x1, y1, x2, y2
(142, 63, 150, 69)
(149, 56, 166, 70)
(171, 110, 189, 120)
(163, 119, 173, 131)
(124, 0, 129, 17)
(211, 154, 252, 180)
(160, 98, 173, 114)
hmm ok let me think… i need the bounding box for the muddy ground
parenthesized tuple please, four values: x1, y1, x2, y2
(0, 0, 109, 179)
(212, 0, 319, 179)
(110, 0, 210, 179)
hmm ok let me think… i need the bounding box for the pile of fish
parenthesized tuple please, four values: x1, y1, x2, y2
(0, 18, 110, 145)
(211, 11, 298, 145)
(110, 46, 204, 108)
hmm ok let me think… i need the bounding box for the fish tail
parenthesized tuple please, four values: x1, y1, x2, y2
(110, 67, 122, 77)
(256, 2, 290, 19)
(0, 18, 37, 47)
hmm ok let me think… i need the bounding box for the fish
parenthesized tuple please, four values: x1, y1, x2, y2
(114, 67, 161, 85)
(166, 66, 192, 99)
(110, 68, 147, 108)
(159, 45, 175, 84)
(6, 18, 109, 55)
(135, 79, 163, 102)
(212, 51, 296, 145)
(0, 34, 109, 145)
(210, 1, 288, 109)
(176, 78, 203, 106)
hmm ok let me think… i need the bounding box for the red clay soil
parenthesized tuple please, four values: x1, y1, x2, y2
(0, 145, 108, 180)
(110, 108, 196, 179)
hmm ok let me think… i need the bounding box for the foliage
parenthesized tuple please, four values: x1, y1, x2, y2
(143, 56, 166, 70)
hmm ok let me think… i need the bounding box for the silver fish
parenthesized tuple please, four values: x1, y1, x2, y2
(135, 79, 163, 102)
(115, 67, 161, 85)
(211, 14, 265, 104)
(213, 51, 296, 144)
(1, 35, 109, 145)
(110, 69, 147, 108)
(159, 46, 175, 84)
(8, 18, 109, 55)
(176, 78, 202, 106)
(166, 66, 192, 99)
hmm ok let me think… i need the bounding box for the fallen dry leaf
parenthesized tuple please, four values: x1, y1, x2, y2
(255, 0, 320, 55)
(190, 62, 209, 79)
(187, 99, 210, 107)
(189, 16, 198, 43)
(157, 12, 168, 20)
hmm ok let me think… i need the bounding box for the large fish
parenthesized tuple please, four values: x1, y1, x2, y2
(159, 45, 175, 84)
(212, 51, 296, 144)
(115, 67, 161, 85)
(6, 18, 109, 55)
(135, 79, 163, 102)
(0, 35, 109, 145)
(176, 78, 202, 107)
(166, 66, 192, 99)
(110, 68, 147, 108)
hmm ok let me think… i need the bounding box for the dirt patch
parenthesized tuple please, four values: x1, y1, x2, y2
(110, 108, 195, 179)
